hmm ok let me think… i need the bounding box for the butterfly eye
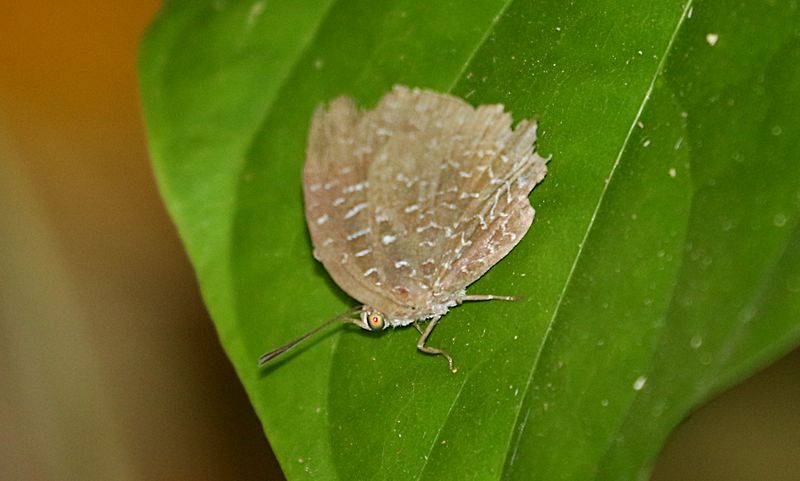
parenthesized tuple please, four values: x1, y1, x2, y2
(366, 311, 385, 331)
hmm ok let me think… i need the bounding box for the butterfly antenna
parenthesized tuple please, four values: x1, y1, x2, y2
(257, 307, 362, 367)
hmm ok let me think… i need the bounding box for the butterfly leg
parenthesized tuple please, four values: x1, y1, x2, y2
(413, 321, 424, 334)
(416, 316, 457, 373)
(461, 294, 519, 302)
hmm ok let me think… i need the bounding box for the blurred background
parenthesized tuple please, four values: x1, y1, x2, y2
(0, 2, 797, 480)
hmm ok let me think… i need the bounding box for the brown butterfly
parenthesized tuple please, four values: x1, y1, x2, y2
(259, 85, 548, 372)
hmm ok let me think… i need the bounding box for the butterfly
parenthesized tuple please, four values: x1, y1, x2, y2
(259, 85, 548, 372)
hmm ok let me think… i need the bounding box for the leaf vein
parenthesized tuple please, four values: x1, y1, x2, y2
(501, 1, 697, 477)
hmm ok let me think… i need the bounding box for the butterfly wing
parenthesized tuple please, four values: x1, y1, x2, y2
(305, 86, 548, 320)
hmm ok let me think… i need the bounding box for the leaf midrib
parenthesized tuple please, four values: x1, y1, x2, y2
(499, 1, 696, 479)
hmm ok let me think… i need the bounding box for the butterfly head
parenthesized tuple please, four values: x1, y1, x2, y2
(357, 308, 387, 331)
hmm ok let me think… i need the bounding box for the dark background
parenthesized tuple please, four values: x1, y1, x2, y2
(1, 2, 797, 480)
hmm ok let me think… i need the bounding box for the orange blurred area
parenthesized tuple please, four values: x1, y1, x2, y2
(0, 2, 797, 481)
(0, 2, 281, 480)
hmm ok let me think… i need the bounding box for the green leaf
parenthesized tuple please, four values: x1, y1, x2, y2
(139, 0, 800, 479)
